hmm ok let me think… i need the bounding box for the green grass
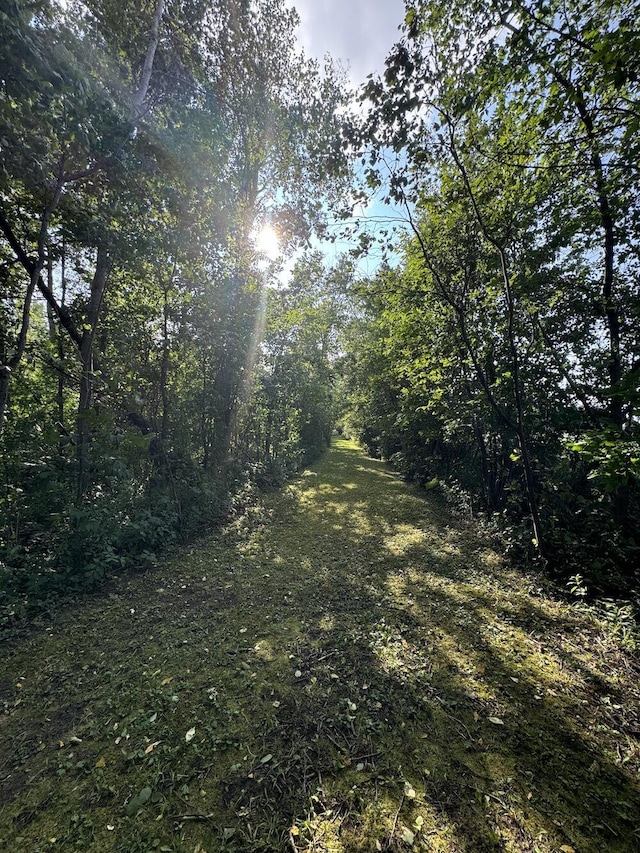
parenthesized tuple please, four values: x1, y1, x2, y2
(1, 438, 639, 852)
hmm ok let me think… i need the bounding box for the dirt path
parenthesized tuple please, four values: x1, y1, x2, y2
(1, 439, 639, 852)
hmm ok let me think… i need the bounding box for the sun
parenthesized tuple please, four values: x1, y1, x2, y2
(254, 225, 280, 261)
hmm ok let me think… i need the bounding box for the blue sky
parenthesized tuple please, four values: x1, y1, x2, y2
(280, 0, 409, 278)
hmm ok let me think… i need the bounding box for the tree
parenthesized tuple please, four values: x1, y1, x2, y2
(238, 252, 350, 480)
(0, 0, 352, 609)
(342, 0, 640, 585)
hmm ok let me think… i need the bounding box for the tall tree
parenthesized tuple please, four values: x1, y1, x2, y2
(343, 0, 639, 580)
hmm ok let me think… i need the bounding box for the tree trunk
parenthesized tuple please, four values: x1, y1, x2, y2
(160, 281, 170, 441)
(443, 125, 544, 556)
(0, 367, 11, 433)
(0, 174, 63, 432)
(131, 0, 166, 120)
(76, 245, 112, 502)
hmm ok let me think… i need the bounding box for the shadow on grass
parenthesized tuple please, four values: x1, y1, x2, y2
(0, 439, 638, 852)
(218, 439, 640, 852)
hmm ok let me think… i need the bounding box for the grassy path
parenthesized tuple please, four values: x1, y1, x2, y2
(1, 438, 639, 852)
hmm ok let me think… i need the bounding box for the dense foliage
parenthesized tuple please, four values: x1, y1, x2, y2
(341, 0, 640, 595)
(3, 0, 639, 615)
(0, 0, 347, 616)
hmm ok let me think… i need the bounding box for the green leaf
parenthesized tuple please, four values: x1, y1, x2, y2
(405, 8, 416, 27)
(126, 786, 152, 815)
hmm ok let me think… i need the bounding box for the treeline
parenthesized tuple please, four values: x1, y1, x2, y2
(0, 0, 347, 617)
(3, 0, 639, 616)
(341, 0, 640, 595)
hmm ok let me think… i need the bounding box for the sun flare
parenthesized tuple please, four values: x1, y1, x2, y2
(254, 225, 280, 261)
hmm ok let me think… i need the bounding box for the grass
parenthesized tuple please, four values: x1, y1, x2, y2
(1, 438, 639, 852)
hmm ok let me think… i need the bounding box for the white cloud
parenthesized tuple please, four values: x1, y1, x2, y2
(275, 1, 409, 284)
(287, 0, 406, 86)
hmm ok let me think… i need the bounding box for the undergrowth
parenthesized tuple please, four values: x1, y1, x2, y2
(1, 439, 639, 852)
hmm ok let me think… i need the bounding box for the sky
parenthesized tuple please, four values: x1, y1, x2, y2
(276, 0, 409, 279)
(287, 0, 407, 86)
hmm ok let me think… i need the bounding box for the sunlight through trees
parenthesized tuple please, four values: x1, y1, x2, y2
(1, 0, 638, 612)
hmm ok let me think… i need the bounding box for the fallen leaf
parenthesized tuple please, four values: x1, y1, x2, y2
(139, 787, 152, 803)
(401, 827, 415, 844)
(185, 727, 196, 742)
(95, 757, 106, 768)
(126, 786, 152, 815)
(488, 717, 504, 725)
(145, 741, 161, 754)
(260, 753, 273, 763)
(560, 847, 575, 853)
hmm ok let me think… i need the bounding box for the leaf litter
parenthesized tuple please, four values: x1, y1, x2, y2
(0, 438, 639, 852)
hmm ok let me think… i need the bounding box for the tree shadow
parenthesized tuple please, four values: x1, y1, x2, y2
(1, 440, 638, 852)
(222, 440, 640, 851)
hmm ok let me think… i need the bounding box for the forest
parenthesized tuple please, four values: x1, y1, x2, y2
(1, 0, 639, 618)
(2, 3, 640, 852)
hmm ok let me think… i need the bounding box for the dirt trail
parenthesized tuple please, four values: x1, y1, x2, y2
(1, 439, 639, 852)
